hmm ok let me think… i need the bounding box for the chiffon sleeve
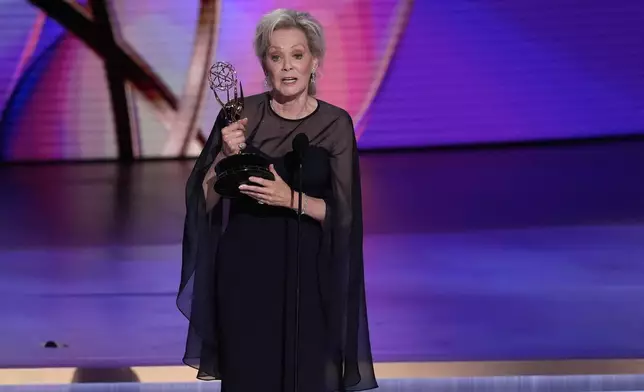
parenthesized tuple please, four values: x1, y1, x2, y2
(176, 109, 226, 380)
(322, 111, 378, 391)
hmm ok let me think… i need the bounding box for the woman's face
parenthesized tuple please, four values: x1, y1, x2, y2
(265, 28, 318, 99)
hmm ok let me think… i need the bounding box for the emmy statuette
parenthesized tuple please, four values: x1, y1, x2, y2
(208, 61, 274, 197)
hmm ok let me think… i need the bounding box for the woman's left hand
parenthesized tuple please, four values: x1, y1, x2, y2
(239, 164, 293, 208)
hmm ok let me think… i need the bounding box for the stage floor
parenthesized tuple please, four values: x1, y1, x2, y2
(1, 139, 644, 375)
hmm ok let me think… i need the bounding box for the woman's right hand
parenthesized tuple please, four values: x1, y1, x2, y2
(221, 118, 248, 157)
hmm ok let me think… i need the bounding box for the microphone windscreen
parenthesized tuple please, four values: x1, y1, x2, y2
(292, 133, 309, 154)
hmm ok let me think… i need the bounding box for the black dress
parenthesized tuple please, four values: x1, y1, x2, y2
(177, 92, 377, 392)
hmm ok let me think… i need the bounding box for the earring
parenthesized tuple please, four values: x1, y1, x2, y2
(311, 71, 316, 84)
(264, 75, 271, 88)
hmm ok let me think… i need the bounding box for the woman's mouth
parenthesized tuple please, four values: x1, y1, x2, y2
(282, 77, 298, 85)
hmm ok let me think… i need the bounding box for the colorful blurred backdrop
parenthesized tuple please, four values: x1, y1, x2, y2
(0, 0, 643, 161)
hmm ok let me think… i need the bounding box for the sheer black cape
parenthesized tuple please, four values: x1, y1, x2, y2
(176, 93, 378, 391)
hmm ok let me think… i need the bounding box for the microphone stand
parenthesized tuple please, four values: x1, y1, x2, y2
(289, 132, 307, 392)
(293, 156, 303, 392)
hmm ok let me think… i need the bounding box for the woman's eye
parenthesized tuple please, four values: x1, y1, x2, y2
(271, 55, 280, 62)
(294, 54, 303, 60)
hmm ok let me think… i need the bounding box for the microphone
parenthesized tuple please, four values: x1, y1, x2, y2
(292, 133, 309, 161)
(291, 132, 308, 392)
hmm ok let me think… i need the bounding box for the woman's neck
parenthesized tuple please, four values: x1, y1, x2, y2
(270, 92, 315, 120)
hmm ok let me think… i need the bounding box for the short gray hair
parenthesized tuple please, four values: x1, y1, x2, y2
(254, 9, 325, 94)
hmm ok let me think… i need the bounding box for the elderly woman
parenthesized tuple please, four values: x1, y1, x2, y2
(177, 8, 377, 392)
